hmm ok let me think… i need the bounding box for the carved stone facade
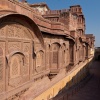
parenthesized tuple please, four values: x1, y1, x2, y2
(0, 0, 95, 100)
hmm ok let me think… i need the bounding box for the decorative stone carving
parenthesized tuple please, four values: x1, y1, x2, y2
(46, 45, 50, 66)
(7, 88, 29, 100)
(15, 26, 22, 38)
(0, 47, 3, 56)
(0, 84, 4, 93)
(9, 55, 20, 79)
(4, 22, 33, 89)
(0, 42, 5, 93)
(8, 42, 21, 53)
(51, 43, 59, 65)
(36, 51, 45, 72)
(53, 52, 58, 63)
(0, 42, 5, 49)
(8, 54, 21, 88)
(0, 57, 3, 81)
(23, 43, 30, 53)
(69, 42, 74, 63)
(62, 45, 66, 65)
(22, 55, 29, 75)
(9, 77, 21, 88)
(23, 43, 30, 75)
(0, 27, 6, 37)
(6, 23, 33, 39)
(23, 29, 31, 39)
(7, 25, 15, 37)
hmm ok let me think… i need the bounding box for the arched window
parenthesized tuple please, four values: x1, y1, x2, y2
(62, 44, 66, 65)
(69, 41, 74, 63)
(46, 45, 50, 68)
(9, 54, 24, 79)
(8, 53, 26, 87)
(51, 43, 60, 69)
(36, 51, 44, 72)
(52, 44, 59, 63)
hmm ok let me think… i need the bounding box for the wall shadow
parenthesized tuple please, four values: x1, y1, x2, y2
(50, 60, 93, 100)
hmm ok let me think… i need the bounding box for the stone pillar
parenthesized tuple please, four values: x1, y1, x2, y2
(58, 48, 62, 69)
(73, 44, 76, 65)
(45, 44, 50, 70)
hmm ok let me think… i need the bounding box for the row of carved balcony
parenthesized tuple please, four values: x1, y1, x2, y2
(77, 23, 85, 30)
(45, 9, 69, 15)
(0, 0, 93, 45)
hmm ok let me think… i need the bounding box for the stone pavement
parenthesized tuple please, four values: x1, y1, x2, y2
(52, 61, 100, 100)
(68, 76, 100, 100)
(68, 61, 100, 100)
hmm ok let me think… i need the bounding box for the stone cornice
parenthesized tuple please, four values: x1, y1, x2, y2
(0, 0, 72, 39)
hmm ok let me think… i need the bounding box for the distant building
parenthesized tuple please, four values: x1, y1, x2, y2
(29, 3, 50, 14)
